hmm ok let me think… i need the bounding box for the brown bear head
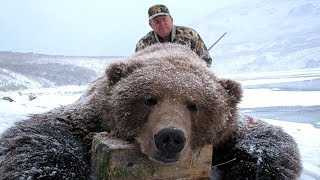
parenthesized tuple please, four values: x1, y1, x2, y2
(97, 44, 242, 163)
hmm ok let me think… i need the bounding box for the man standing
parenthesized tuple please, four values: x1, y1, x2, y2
(135, 4, 212, 67)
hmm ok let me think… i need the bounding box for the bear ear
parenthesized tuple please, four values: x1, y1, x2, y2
(106, 62, 127, 86)
(106, 61, 143, 86)
(218, 79, 243, 104)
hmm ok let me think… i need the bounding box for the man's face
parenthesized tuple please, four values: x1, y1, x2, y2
(149, 15, 173, 40)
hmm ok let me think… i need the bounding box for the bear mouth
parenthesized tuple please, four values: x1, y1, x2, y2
(154, 153, 180, 164)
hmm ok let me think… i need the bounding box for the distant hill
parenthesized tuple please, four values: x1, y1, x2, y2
(193, 0, 320, 75)
(0, 51, 118, 91)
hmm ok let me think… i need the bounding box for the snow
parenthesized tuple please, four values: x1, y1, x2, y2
(0, 69, 319, 179)
(195, 0, 320, 75)
(0, 85, 85, 132)
(266, 119, 320, 180)
(241, 89, 320, 108)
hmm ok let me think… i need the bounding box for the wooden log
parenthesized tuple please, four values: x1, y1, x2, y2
(91, 132, 213, 180)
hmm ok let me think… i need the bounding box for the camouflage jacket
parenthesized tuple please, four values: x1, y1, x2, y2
(135, 25, 212, 67)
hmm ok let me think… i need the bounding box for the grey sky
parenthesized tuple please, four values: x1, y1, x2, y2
(0, 0, 239, 56)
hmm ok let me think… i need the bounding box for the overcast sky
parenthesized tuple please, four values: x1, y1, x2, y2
(0, 0, 244, 56)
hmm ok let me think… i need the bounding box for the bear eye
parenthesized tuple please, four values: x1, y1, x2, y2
(187, 102, 198, 112)
(144, 95, 157, 106)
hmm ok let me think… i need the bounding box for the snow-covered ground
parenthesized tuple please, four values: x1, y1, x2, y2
(0, 68, 319, 179)
(0, 85, 86, 132)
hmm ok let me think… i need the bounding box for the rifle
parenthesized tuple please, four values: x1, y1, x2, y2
(200, 32, 227, 59)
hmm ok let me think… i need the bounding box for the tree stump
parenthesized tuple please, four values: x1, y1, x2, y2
(91, 132, 213, 180)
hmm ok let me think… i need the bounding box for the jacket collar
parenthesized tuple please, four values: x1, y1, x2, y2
(154, 25, 176, 43)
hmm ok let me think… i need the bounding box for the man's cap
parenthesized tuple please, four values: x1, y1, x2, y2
(148, 4, 171, 20)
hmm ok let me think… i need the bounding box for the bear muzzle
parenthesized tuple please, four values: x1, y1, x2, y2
(154, 127, 186, 163)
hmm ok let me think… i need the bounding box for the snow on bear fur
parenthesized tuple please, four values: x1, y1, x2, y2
(0, 43, 302, 179)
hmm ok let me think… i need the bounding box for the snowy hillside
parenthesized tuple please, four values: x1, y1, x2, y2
(193, 0, 320, 75)
(0, 52, 117, 91)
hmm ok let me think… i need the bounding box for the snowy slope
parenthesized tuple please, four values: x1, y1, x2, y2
(193, 0, 320, 75)
(0, 52, 117, 91)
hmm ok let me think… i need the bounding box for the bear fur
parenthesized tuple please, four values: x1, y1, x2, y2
(0, 43, 302, 179)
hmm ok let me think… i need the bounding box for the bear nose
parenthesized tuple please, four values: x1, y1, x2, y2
(154, 128, 186, 156)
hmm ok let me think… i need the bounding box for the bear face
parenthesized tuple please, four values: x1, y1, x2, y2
(97, 43, 242, 163)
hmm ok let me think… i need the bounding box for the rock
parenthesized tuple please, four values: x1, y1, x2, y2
(2, 96, 14, 102)
(28, 94, 37, 101)
(91, 132, 213, 180)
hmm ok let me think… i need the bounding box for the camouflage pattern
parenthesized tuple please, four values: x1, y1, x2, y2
(148, 4, 171, 20)
(135, 25, 212, 67)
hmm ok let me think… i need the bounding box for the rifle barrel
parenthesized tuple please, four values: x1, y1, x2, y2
(200, 32, 227, 59)
(207, 32, 227, 51)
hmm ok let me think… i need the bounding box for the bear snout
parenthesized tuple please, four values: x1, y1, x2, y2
(154, 127, 186, 163)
